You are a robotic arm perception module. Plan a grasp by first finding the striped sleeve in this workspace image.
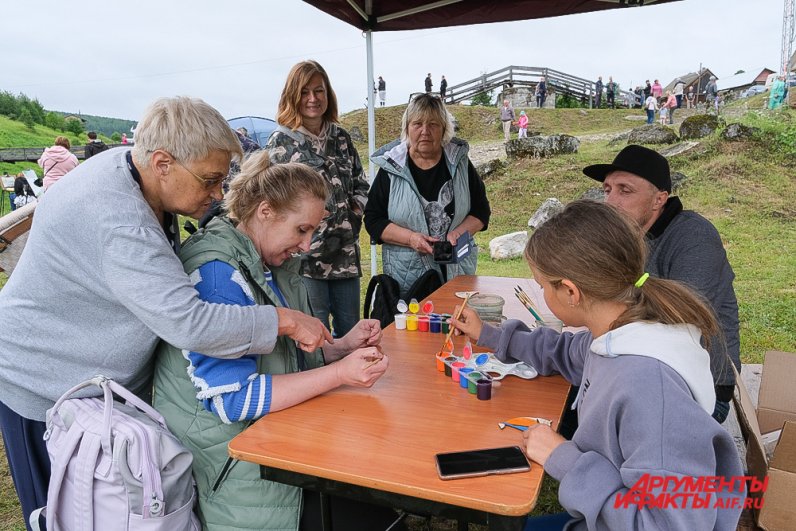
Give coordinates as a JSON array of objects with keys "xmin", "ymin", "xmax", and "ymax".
[{"xmin": 182, "ymin": 260, "xmax": 274, "ymax": 424}]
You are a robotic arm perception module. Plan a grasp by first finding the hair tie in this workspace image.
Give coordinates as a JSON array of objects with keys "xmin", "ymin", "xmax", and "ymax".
[{"xmin": 634, "ymin": 272, "xmax": 650, "ymax": 288}]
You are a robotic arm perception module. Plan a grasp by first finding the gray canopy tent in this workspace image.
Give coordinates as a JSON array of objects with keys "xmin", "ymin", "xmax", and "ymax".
[{"xmin": 300, "ymin": 0, "xmax": 681, "ymax": 274}]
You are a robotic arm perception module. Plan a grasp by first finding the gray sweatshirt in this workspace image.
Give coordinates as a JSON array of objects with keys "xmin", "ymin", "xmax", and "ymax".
[
  {"xmin": 0, "ymin": 148, "xmax": 280, "ymax": 421},
  {"xmin": 478, "ymin": 321, "xmax": 744, "ymax": 530}
]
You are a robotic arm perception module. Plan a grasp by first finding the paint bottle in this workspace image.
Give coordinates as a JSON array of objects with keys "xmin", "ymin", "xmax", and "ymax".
[
  {"xmin": 422, "ymin": 300, "xmax": 434, "ymax": 314},
  {"xmin": 406, "ymin": 314, "xmax": 418, "ymax": 331},
  {"xmin": 408, "ymin": 298, "xmax": 420, "ymax": 314},
  {"xmin": 417, "ymin": 315, "xmax": 430, "ymax": 332},
  {"xmin": 396, "ymin": 299, "xmax": 408, "ymax": 313},
  {"xmin": 394, "ymin": 313, "xmax": 407, "ymax": 330}
]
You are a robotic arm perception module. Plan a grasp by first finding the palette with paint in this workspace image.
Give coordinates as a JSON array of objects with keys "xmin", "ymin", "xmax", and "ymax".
[{"xmin": 435, "ymin": 350, "xmax": 538, "ymax": 381}]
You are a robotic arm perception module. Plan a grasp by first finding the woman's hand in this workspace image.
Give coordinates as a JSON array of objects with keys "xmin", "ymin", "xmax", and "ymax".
[
  {"xmin": 339, "ymin": 319, "xmax": 382, "ymax": 354},
  {"xmin": 521, "ymin": 424, "xmax": 566, "ymax": 466},
  {"xmin": 408, "ymin": 232, "xmax": 438, "ymax": 254},
  {"xmin": 450, "ymin": 306, "xmax": 483, "ymax": 342},
  {"xmin": 276, "ymin": 307, "xmax": 334, "ymax": 352},
  {"xmin": 334, "ymin": 346, "xmax": 389, "ymax": 387}
]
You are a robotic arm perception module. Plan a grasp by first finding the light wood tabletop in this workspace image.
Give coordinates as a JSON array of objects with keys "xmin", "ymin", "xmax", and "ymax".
[{"xmin": 228, "ymin": 275, "xmax": 571, "ymax": 521}]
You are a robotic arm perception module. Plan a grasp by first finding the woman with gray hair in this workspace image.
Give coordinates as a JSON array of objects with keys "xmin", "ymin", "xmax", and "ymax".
[
  {"xmin": 365, "ymin": 93, "xmax": 491, "ymax": 297},
  {"xmin": 0, "ymin": 96, "xmax": 331, "ymax": 527}
]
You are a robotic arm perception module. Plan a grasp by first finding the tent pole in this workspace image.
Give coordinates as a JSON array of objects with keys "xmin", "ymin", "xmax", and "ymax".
[{"xmin": 366, "ymin": 29, "xmax": 378, "ymax": 277}]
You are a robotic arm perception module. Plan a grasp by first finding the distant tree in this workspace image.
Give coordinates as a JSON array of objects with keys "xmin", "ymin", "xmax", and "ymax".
[
  {"xmin": 65, "ymin": 116, "xmax": 84, "ymax": 136},
  {"xmin": 0, "ymin": 91, "xmax": 20, "ymax": 118},
  {"xmin": 19, "ymin": 107, "xmax": 36, "ymax": 130},
  {"xmin": 111, "ymin": 132, "xmax": 122, "ymax": 142},
  {"xmin": 44, "ymin": 111, "xmax": 66, "ymax": 132},
  {"xmin": 471, "ymin": 90, "xmax": 493, "ymax": 106}
]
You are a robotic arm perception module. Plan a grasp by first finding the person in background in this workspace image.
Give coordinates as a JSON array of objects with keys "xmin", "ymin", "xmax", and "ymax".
[
  {"xmin": 643, "ymin": 79, "xmax": 652, "ymax": 100},
  {"xmin": 652, "ymin": 78, "xmax": 663, "ymax": 100},
  {"xmin": 153, "ymin": 154, "xmax": 397, "ymax": 531},
  {"xmin": 451, "ymin": 200, "xmax": 744, "ymax": 531},
  {"xmin": 517, "ymin": 110, "xmax": 528, "ymax": 138},
  {"xmin": 535, "ymin": 76, "xmax": 547, "ymax": 108},
  {"xmin": 594, "ymin": 76, "xmax": 603, "ymax": 108},
  {"xmin": 121, "ymin": 132, "xmax": 128, "ymax": 144},
  {"xmin": 84, "ymin": 131, "xmax": 109, "ymax": 159},
  {"xmin": 686, "ymin": 85, "xmax": 696, "ymax": 109},
  {"xmin": 499, "ymin": 99, "xmax": 515, "ymax": 142},
  {"xmin": 266, "ymin": 60, "xmax": 368, "ymax": 338},
  {"xmin": 584, "ymin": 145, "xmax": 741, "ymax": 422},
  {"xmin": 365, "ymin": 93, "xmax": 491, "ymax": 298},
  {"xmin": 378, "ymin": 75, "xmax": 386, "ymax": 106},
  {"xmin": 37, "ymin": 136, "xmax": 78, "ymax": 191},
  {"xmin": 663, "ymin": 89, "xmax": 678, "ymax": 124},
  {"xmin": 12, "ymin": 173, "xmax": 37, "ymax": 209},
  {"xmin": 658, "ymin": 102, "xmax": 669, "ymax": 125},
  {"xmin": 425, "ymin": 72, "xmax": 433, "ymax": 93},
  {"xmin": 705, "ymin": 75, "xmax": 719, "ymax": 114},
  {"xmin": 768, "ymin": 74, "xmax": 787, "ymax": 110},
  {"xmin": 605, "ymin": 76, "xmax": 616, "ymax": 108},
  {"xmin": 644, "ymin": 92, "xmax": 658, "ymax": 124},
  {"xmin": 0, "ymin": 96, "xmax": 331, "ymax": 528},
  {"xmin": 440, "ymin": 75, "xmax": 448, "ymax": 99},
  {"xmin": 673, "ymin": 78, "xmax": 686, "ymax": 108}
]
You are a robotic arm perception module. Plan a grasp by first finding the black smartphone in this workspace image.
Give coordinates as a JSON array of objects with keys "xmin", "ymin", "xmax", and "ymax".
[{"xmin": 435, "ymin": 446, "xmax": 530, "ymax": 480}]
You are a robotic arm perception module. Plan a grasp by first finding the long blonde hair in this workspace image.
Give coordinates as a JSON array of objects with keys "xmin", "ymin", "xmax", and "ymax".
[
  {"xmin": 276, "ymin": 60, "xmax": 339, "ymax": 130},
  {"xmin": 525, "ymin": 200, "xmax": 719, "ymax": 343},
  {"xmin": 224, "ymin": 151, "xmax": 328, "ymax": 224}
]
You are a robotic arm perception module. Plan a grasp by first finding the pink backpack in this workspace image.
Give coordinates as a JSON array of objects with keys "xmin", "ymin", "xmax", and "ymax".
[{"xmin": 31, "ymin": 376, "xmax": 200, "ymax": 530}]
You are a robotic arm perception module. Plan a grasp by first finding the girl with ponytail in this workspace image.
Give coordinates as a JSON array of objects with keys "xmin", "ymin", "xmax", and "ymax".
[{"xmin": 451, "ymin": 200, "xmax": 744, "ymax": 530}]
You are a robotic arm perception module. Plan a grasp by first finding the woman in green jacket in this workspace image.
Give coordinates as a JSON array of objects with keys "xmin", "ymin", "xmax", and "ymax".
[{"xmin": 153, "ymin": 153, "xmax": 396, "ymax": 530}]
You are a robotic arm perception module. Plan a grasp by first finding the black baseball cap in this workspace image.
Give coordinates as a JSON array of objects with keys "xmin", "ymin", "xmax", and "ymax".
[{"xmin": 582, "ymin": 145, "xmax": 671, "ymax": 193}]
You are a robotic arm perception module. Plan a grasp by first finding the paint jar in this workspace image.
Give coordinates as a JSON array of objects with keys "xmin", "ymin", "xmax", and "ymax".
[
  {"xmin": 408, "ymin": 298, "xmax": 420, "ymax": 314},
  {"xmin": 429, "ymin": 316, "xmax": 441, "ymax": 333},
  {"xmin": 422, "ymin": 300, "xmax": 434, "ymax": 314},
  {"xmin": 468, "ymin": 372, "xmax": 483, "ymax": 394},
  {"xmin": 443, "ymin": 356, "xmax": 456, "ymax": 377},
  {"xmin": 468, "ymin": 294, "xmax": 506, "ymax": 324},
  {"xmin": 396, "ymin": 299, "xmax": 408, "ymax": 313},
  {"xmin": 394, "ymin": 313, "xmax": 407, "ymax": 330},
  {"xmin": 459, "ymin": 368, "xmax": 474, "ymax": 389},
  {"xmin": 476, "ymin": 378, "xmax": 492, "ymax": 400},
  {"xmin": 417, "ymin": 315, "xmax": 430, "ymax": 332},
  {"xmin": 441, "ymin": 314, "xmax": 452, "ymax": 334},
  {"xmin": 451, "ymin": 361, "xmax": 465, "ymax": 383},
  {"xmin": 406, "ymin": 314, "xmax": 418, "ymax": 331},
  {"xmin": 436, "ymin": 353, "xmax": 446, "ymax": 372},
  {"xmin": 538, "ymin": 314, "xmax": 564, "ymax": 333}
]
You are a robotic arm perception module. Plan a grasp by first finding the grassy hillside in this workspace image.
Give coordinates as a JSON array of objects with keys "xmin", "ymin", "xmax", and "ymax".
[
  {"xmin": 341, "ymin": 104, "xmax": 796, "ymax": 364},
  {"xmin": 0, "ymin": 114, "xmax": 86, "ymax": 149}
]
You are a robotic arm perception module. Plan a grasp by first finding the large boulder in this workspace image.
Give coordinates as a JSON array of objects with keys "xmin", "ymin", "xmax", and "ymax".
[
  {"xmin": 722, "ymin": 123, "xmax": 759, "ymax": 141},
  {"xmin": 349, "ymin": 126, "xmax": 364, "ymax": 142},
  {"xmin": 580, "ymin": 188, "xmax": 605, "ymax": 201},
  {"xmin": 489, "ymin": 231, "xmax": 528, "ymax": 260},
  {"xmin": 627, "ymin": 124, "xmax": 678, "ymax": 145},
  {"xmin": 475, "ymin": 158, "xmax": 506, "ymax": 179},
  {"xmin": 506, "ymin": 134, "xmax": 580, "ymax": 159},
  {"xmin": 527, "ymin": 198, "xmax": 565, "ymax": 228},
  {"xmin": 659, "ymin": 141, "xmax": 700, "ymax": 158},
  {"xmin": 679, "ymin": 115, "xmax": 722, "ymax": 140}
]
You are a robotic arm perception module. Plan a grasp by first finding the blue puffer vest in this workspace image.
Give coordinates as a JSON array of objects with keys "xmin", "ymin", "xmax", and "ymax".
[{"xmin": 370, "ymin": 138, "xmax": 478, "ymax": 297}]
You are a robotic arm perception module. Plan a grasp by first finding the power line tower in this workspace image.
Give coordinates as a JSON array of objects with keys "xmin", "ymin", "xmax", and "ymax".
[{"xmin": 783, "ymin": 0, "xmax": 795, "ymax": 74}]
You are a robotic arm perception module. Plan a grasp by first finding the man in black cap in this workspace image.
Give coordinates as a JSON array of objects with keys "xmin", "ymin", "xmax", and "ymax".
[{"xmin": 583, "ymin": 145, "xmax": 741, "ymax": 423}]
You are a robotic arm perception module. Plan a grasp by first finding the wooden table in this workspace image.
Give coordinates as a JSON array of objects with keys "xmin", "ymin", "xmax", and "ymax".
[{"xmin": 228, "ymin": 275, "xmax": 571, "ymax": 530}]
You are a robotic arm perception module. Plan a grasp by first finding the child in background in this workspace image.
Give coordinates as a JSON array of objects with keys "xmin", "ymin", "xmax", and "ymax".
[
  {"xmin": 658, "ymin": 105, "xmax": 668, "ymax": 125},
  {"xmin": 517, "ymin": 111, "xmax": 528, "ymax": 138},
  {"xmin": 451, "ymin": 200, "xmax": 745, "ymax": 531}
]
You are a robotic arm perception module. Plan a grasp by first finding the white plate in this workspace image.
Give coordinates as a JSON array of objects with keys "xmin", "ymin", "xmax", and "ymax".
[{"xmin": 455, "ymin": 291, "xmax": 479, "ymax": 299}]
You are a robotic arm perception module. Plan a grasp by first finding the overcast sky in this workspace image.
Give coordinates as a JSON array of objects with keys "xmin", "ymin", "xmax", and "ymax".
[{"xmin": 2, "ymin": 0, "xmax": 787, "ymax": 122}]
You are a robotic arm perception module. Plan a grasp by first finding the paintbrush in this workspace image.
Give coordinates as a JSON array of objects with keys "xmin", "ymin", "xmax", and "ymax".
[
  {"xmin": 498, "ymin": 418, "xmax": 553, "ymax": 431},
  {"xmin": 440, "ymin": 292, "xmax": 473, "ymax": 355},
  {"xmin": 513, "ymin": 287, "xmax": 544, "ymax": 324}
]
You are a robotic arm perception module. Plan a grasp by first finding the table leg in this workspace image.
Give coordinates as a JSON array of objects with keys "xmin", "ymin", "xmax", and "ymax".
[{"xmin": 319, "ymin": 491, "xmax": 333, "ymax": 531}]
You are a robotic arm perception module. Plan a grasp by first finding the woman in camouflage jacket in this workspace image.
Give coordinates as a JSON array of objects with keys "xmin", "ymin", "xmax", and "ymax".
[{"xmin": 267, "ymin": 60, "xmax": 369, "ymax": 337}]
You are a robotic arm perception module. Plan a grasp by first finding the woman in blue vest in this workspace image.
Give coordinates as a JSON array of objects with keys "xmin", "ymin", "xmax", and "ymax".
[
  {"xmin": 153, "ymin": 153, "xmax": 401, "ymax": 530},
  {"xmin": 365, "ymin": 93, "xmax": 491, "ymax": 297}
]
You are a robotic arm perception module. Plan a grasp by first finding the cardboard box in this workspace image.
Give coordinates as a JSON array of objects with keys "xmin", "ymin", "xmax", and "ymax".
[{"xmin": 734, "ymin": 350, "xmax": 796, "ymax": 530}]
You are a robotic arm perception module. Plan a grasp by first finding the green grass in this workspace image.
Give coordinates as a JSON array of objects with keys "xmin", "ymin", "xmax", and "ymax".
[
  {"xmin": 1, "ymin": 104, "xmax": 795, "ymax": 528},
  {"xmin": 0, "ymin": 115, "xmax": 86, "ymax": 149}
]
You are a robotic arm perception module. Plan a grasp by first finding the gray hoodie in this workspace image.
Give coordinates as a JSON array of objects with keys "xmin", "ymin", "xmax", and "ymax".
[{"xmin": 478, "ymin": 320, "xmax": 744, "ymax": 530}]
